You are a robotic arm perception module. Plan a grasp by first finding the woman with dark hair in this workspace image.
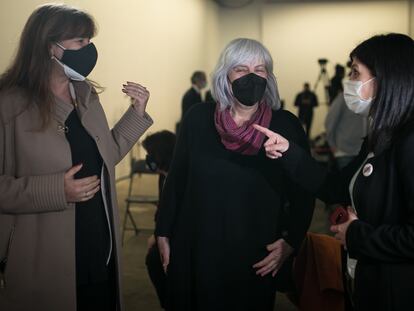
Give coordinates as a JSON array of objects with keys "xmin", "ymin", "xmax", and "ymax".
[
  {"xmin": 0, "ymin": 4, "xmax": 152, "ymax": 311},
  {"xmin": 143, "ymin": 130, "xmax": 176, "ymax": 176},
  {"xmin": 156, "ymin": 38, "xmax": 314, "ymax": 311},
  {"xmin": 141, "ymin": 130, "xmax": 176, "ymax": 310},
  {"xmin": 255, "ymin": 33, "xmax": 414, "ymax": 310}
]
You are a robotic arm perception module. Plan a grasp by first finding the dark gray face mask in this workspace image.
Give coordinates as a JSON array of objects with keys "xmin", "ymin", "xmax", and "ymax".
[
  {"xmin": 55, "ymin": 42, "xmax": 98, "ymax": 81},
  {"xmin": 231, "ymin": 73, "xmax": 267, "ymax": 106}
]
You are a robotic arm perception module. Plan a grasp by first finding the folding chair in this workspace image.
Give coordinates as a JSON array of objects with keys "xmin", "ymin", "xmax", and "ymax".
[{"xmin": 122, "ymin": 157, "xmax": 158, "ymax": 245}]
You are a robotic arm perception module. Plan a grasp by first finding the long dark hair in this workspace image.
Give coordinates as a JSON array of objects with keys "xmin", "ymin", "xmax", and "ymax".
[
  {"xmin": 0, "ymin": 4, "xmax": 97, "ymax": 128},
  {"xmin": 142, "ymin": 131, "xmax": 177, "ymax": 172},
  {"xmin": 350, "ymin": 33, "xmax": 414, "ymax": 152}
]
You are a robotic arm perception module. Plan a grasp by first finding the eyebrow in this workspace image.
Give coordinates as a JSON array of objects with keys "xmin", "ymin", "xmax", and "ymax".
[{"xmin": 234, "ymin": 64, "xmax": 265, "ymax": 69}]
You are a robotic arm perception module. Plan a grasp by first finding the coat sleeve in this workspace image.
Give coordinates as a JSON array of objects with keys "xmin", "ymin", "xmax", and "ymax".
[
  {"xmin": 0, "ymin": 113, "xmax": 69, "ymax": 215},
  {"xmin": 294, "ymin": 94, "xmax": 300, "ymax": 107},
  {"xmin": 278, "ymin": 112, "xmax": 314, "ymax": 250},
  {"xmin": 346, "ymin": 131, "xmax": 414, "ymax": 263},
  {"xmin": 279, "ymin": 136, "xmax": 367, "ymax": 205},
  {"xmin": 155, "ymin": 110, "xmax": 190, "ymax": 237},
  {"xmin": 110, "ymin": 105, "xmax": 153, "ymax": 165}
]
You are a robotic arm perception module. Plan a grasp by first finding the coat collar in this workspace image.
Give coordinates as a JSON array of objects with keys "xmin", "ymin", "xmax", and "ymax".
[{"xmin": 53, "ymin": 81, "xmax": 94, "ymax": 124}]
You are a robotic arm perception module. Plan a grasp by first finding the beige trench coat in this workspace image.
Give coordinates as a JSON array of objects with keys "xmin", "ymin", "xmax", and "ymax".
[{"xmin": 0, "ymin": 81, "xmax": 153, "ymax": 311}]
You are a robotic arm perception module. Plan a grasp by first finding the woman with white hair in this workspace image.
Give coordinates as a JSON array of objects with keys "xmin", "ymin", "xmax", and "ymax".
[{"xmin": 156, "ymin": 38, "xmax": 313, "ymax": 310}]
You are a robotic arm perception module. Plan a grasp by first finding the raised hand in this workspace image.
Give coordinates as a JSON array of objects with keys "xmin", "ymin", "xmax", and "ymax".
[
  {"xmin": 122, "ymin": 81, "xmax": 150, "ymax": 117},
  {"xmin": 64, "ymin": 164, "xmax": 100, "ymax": 203}
]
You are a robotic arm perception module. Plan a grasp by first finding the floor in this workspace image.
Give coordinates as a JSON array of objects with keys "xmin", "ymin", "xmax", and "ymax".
[{"xmin": 117, "ymin": 175, "xmax": 332, "ymax": 311}]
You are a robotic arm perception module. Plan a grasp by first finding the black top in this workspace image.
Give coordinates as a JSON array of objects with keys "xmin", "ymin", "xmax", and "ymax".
[
  {"xmin": 294, "ymin": 90, "xmax": 318, "ymax": 116},
  {"xmin": 155, "ymin": 102, "xmax": 313, "ymax": 311},
  {"xmin": 65, "ymin": 109, "xmax": 110, "ymax": 285},
  {"xmin": 279, "ymin": 121, "xmax": 414, "ymax": 311}
]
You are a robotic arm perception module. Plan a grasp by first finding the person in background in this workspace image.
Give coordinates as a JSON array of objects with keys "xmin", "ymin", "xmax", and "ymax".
[
  {"xmin": 325, "ymin": 91, "xmax": 367, "ymax": 169},
  {"xmin": 142, "ymin": 130, "xmax": 176, "ymax": 310},
  {"xmin": 175, "ymin": 71, "xmax": 207, "ymax": 133},
  {"xmin": 328, "ymin": 64, "xmax": 345, "ymax": 105},
  {"xmin": 204, "ymin": 89, "xmax": 214, "ymax": 103},
  {"xmin": 0, "ymin": 4, "xmax": 152, "ymax": 311},
  {"xmin": 181, "ymin": 71, "xmax": 207, "ymax": 119},
  {"xmin": 294, "ymin": 82, "xmax": 318, "ymax": 138},
  {"xmin": 156, "ymin": 38, "xmax": 313, "ymax": 311},
  {"xmin": 254, "ymin": 33, "xmax": 414, "ymax": 311}
]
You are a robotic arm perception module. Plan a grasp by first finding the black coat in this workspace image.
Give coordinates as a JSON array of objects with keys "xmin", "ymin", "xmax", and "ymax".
[
  {"xmin": 280, "ymin": 121, "xmax": 414, "ymax": 311},
  {"xmin": 294, "ymin": 90, "xmax": 318, "ymax": 121},
  {"xmin": 181, "ymin": 87, "xmax": 202, "ymax": 119},
  {"xmin": 156, "ymin": 103, "xmax": 314, "ymax": 311}
]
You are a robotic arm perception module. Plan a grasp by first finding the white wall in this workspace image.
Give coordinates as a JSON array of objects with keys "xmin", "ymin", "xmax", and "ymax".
[
  {"xmin": 209, "ymin": 0, "xmax": 409, "ymax": 138},
  {"xmin": 216, "ymin": 1, "xmax": 262, "ymax": 49},
  {"xmin": 262, "ymin": 0, "xmax": 409, "ymax": 137},
  {"xmin": 410, "ymin": 0, "xmax": 414, "ymax": 35},
  {"xmin": 0, "ymin": 0, "xmax": 412, "ymax": 177},
  {"xmin": 0, "ymin": 0, "xmax": 220, "ymax": 177}
]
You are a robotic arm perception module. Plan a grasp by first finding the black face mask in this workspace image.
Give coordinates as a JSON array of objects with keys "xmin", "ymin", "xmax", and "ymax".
[
  {"xmin": 231, "ymin": 73, "xmax": 267, "ymax": 106},
  {"xmin": 145, "ymin": 154, "xmax": 158, "ymax": 172},
  {"xmin": 57, "ymin": 42, "xmax": 98, "ymax": 79}
]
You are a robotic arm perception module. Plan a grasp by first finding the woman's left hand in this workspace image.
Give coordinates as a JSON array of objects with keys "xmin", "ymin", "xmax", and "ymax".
[
  {"xmin": 330, "ymin": 206, "xmax": 358, "ymax": 249},
  {"xmin": 253, "ymin": 238, "xmax": 293, "ymax": 277},
  {"xmin": 122, "ymin": 81, "xmax": 150, "ymax": 117}
]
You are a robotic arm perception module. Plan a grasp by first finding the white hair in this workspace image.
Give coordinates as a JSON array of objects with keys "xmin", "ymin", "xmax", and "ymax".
[{"xmin": 211, "ymin": 38, "xmax": 281, "ymax": 110}]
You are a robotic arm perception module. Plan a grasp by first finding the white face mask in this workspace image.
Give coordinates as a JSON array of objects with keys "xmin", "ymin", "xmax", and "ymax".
[{"xmin": 343, "ymin": 78, "xmax": 375, "ymax": 116}]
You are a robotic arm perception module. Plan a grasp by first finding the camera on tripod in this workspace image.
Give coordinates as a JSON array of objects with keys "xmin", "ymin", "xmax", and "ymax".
[
  {"xmin": 318, "ymin": 58, "xmax": 328, "ymax": 66},
  {"xmin": 314, "ymin": 58, "xmax": 330, "ymax": 104},
  {"xmin": 318, "ymin": 58, "xmax": 328, "ymax": 73}
]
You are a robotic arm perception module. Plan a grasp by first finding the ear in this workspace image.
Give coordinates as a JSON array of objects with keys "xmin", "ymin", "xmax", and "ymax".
[
  {"xmin": 49, "ymin": 43, "xmax": 56, "ymax": 59},
  {"xmin": 49, "ymin": 42, "xmax": 62, "ymax": 60}
]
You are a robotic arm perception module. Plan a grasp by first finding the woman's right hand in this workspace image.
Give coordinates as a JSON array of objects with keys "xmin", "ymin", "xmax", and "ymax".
[
  {"xmin": 64, "ymin": 164, "xmax": 101, "ymax": 203},
  {"xmin": 157, "ymin": 236, "xmax": 170, "ymax": 274},
  {"xmin": 253, "ymin": 124, "xmax": 290, "ymax": 159}
]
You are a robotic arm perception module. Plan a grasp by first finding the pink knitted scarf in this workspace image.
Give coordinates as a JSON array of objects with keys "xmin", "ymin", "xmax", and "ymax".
[{"xmin": 214, "ymin": 102, "xmax": 272, "ymax": 155}]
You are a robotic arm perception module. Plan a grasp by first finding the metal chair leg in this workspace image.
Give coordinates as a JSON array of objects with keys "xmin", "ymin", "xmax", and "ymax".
[
  {"xmin": 122, "ymin": 202, "xmax": 141, "ymax": 245},
  {"xmin": 127, "ymin": 207, "xmax": 140, "ymax": 235},
  {"xmin": 122, "ymin": 202, "xmax": 129, "ymax": 245}
]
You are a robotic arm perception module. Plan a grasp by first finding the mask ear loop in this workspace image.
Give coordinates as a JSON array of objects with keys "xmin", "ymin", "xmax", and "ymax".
[
  {"xmin": 357, "ymin": 77, "xmax": 375, "ymax": 101},
  {"xmin": 54, "ymin": 42, "xmax": 79, "ymax": 107},
  {"xmin": 69, "ymin": 82, "xmax": 79, "ymax": 108},
  {"xmin": 55, "ymin": 42, "xmax": 66, "ymax": 50},
  {"xmin": 50, "ymin": 42, "xmax": 64, "ymax": 60}
]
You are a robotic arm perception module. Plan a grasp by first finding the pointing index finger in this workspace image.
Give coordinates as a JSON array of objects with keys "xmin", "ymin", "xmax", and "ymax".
[{"xmin": 252, "ymin": 124, "xmax": 276, "ymax": 138}]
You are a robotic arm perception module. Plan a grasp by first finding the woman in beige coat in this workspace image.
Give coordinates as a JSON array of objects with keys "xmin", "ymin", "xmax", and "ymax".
[{"xmin": 0, "ymin": 4, "xmax": 152, "ymax": 311}]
